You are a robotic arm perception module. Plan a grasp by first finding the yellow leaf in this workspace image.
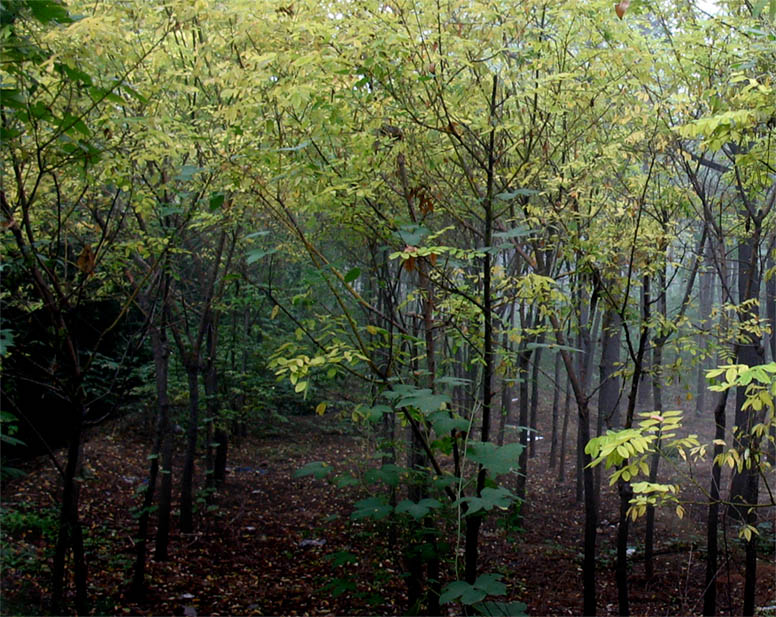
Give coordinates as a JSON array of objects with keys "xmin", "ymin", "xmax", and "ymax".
[
  {"xmin": 676, "ymin": 505, "xmax": 685, "ymax": 519},
  {"xmin": 294, "ymin": 381, "xmax": 307, "ymax": 393},
  {"xmin": 271, "ymin": 305, "xmax": 280, "ymax": 320},
  {"xmin": 366, "ymin": 325, "xmax": 378, "ymax": 335},
  {"xmin": 315, "ymin": 402, "xmax": 327, "ymax": 416}
]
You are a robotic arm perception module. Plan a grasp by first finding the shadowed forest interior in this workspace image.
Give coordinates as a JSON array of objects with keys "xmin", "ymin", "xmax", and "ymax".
[{"xmin": 1, "ymin": 0, "xmax": 775, "ymax": 615}]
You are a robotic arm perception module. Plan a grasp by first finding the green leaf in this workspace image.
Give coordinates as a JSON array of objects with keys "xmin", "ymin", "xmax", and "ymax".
[
  {"xmin": 29, "ymin": 0, "xmax": 72, "ymax": 24},
  {"xmin": 0, "ymin": 329, "xmax": 15, "ymax": 357},
  {"xmin": 472, "ymin": 573, "xmax": 507, "ymax": 597},
  {"xmin": 440, "ymin": 574, "xmax": 507, "ymax": 606},
  {"xmin": 395, "ymin": 388, "xmax": 450, "ymax": 413},
  {"xmin": 176, "ymin": 165, "xmax": 203, "ymax": 181},
  {"xmin": 467, "ymin": 442, "xmax": 524, "ymax": 476},
  {"xmin": 460, "ymin": 487, "xmax": 516, "ymax": 515},
  {"xmin": 474, "ymin": 601, "xmax": 528, "ymax": 616},
  {"xmin": 209, "ymin": 192, "xmax": 225, "ymax": 211},
  {"xmin": 333, "ymin": 474, "xmax": 359, "ymax": 488},
  {"xmin": 0, "ymin": 89, "xmax": 26, "ymax": 110},
  {"xmin": 275, "ymin": 140, "xmax": 310, "ymax": 152},
  {"xmin": 440, "ymin": 581, "xmax": 474, "ymax": 605},
  {"xmin": 294, "ymin": 461, "xmax": 332, "ymax": 480},
  {"xmin": 396, "ymin": 224, "xmax": 430, "ymax": 246},
  {"xmin": 495, "ymin": 188, "xmax": 539, "ymax": 200},
  {"xmin": 395, "ymin": 498, "xmax": 442, "ymax": 520},
  {"xmin": 351, "ymin": 496, "xmax": 393, "ymax": 521},
  {"xmin": 364, "ymin": 404, "xmax": 391, "ymax": 422},
  {"xmin": 246, "ymin": 247, "xmax": 278, "ymax": 264},
  {"xmin": 436, "ymin": 376, "xmax": 471, "ymax": 387},
  {"xmin": 344, "ymin": 267, "xmax": 360, "ymax": 283},
  {"xmin": 364, "ymin": 464, "xmax": 402, "ymax": 487},
  {"xmin": 430, "ymin": 411, "xmax": 469, "ymax": 434},
  {"xmin": 493, "ymin": 226, "xmax": 532, "ymax": 240}
]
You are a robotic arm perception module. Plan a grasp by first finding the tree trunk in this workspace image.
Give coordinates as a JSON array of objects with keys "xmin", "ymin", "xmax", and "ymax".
[
  {"xmin": 529, "ymin": 333, "xmax": 544, "ymax": 458},
  {"xmin": 51, "ymin": 408, "xmax": 87, "ymax": 615},
  {"xmin": 703, "ymin": 391, "xmax": 729, "ymax": 616},
  {"xmin": 204, "ymin": 318, "xmax": 221, "ymax": 489},
  {"xmin": 130, "ymin": 319, "xmax": 170, "ymax": 598},
  {"xmin": 558, "ymin": 373, "xmax": 571, "ymax": 483},
  {"xmin": 728, "ymin": 214, "xmax": 763, "ymax": 616},
  {"xmin": 616, "ymin": 274, "xmax": 651, "ymax": 617},
  {"xmin": 465, "ymin": 76, "xmax": 497, "ymax": 588},
  {"xmin": 155, "ymin": 432, "xmax": 173, "ymax": 560},
  {"xmin": 579, "ymin": 399, "xmax": 597, "ymax": 617},
  {"xmin": 549, "ymin": 351, "xmax": 561, "ymax": 468},
  {"xmin": 645, "ymin": 262, "xmax": 667, "ymax": 580},
  {"xmin": 515, "ymin": 348, "xmax": 532, "ymax": 511},
  {"xmin": 180, "ymin": 361, "xmax": 201, "ymax": 534},
  {"xmin": 596, "ymin": 308, "xmax": 621, "ymax": 506},
  {"xmin": 696, "ymin": 239, "xmax": 714, "ymax": 416}
]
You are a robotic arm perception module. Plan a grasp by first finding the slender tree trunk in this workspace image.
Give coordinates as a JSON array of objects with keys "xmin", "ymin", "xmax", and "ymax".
[
  {"xmin": 696, "ymin": 240, "xmax": 714, "ymax": 416},
  {"xmin": 766, "ymin": 244, "xmax": 776, "ymax": 464},
  {"xmin": 529, "ymin": 333, "xmax": 544, "ymax": 458},
  {"xmin": 155, "ymin": 430, "xmax": 173, "ymax": 560},
  {"xmin": 497, "ymin": 372, "xmax": 511, "ymax": 447},
  {"xmin": 729, "ymin": 213, "xmax": 763, "ymax": 616},
  {"xmin": 703, "ymin": 391, "xmax": 729, "ymax": 616},
  {"xmin": 130, "ymin": 318, "xmax": 170, "ymax": 598},
  {"xmin": 204, "ymin": 318, "xmax": 224, "ymax": 487},
  {"xmin": 498, "ymin": 304, "xmax": 517, "ymax": 447},
  {"xmin": 51, "ymin": 408, "xmax": 87, "ymax": 615},
  {"xmin": 645, "ymin": 262, "xmax": 667, "ymax": 580},
  {"xmin": 465, "ymin": 76, "xmax": 497, "ymax": 588},
  {"xmin": 547, "ymin": 315, "xmax": 597, "ymax": 616},
  {"xmin": 558, "ymin": 374, "xmax": 571, "ymax": 483},
  {"xmin": 515, "ymin": 348, "xmax": 532, "ymax": 511},
  {"xmin": 596, "ymin": 308, "xmax": 621, "ymax": 506},
  {"xmin": 549, "ymin": 351, "xmax": 561, "ymax": 468},
  {"xmin": 766, "ymin": 246, "xmax": 775, "ymax": 362},
  {"xmin": 616, "ymin": 274, "xmax": 651, "ymax": 617},
  {"xmin": 180, "ymin": 361, "xmax": 201, "ymax": 534}
]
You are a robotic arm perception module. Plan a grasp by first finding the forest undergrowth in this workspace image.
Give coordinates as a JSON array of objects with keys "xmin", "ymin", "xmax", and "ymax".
[{"xmin": 1, "ymin": 408, "xmax": 774, "ymax": 617}]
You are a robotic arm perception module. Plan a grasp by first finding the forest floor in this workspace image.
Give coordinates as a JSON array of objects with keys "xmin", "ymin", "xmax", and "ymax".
[{"xmin": 1, "ymin": 409, "xmax": 775, "ymax": 617}]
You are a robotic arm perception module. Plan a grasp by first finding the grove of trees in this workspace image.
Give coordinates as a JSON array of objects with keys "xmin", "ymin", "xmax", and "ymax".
[{"xmin": 1, "ymin": 0, "xmax": 774, "ymax": 615}]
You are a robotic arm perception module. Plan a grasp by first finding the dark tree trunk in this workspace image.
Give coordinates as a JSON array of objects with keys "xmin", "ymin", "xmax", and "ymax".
[
  {"xmin": 596, "ymin": 308, "xmax": 621, "ymax": 506},
  {"xmin": 515, "ymin": 348, "xmax": 532, "ymax": 511},
  {"xmin": 558, "ymin": 373, "xmax": 571, "ymax": 483},
  {"xmin": 155, "ymin": 432, "xmax": 173, "ymax": 560},
  {"xmin": 130, "ymin": 318, "xmax": 171, "ymax": 598},
  {"xmin": 728, "ymin": 214, "xmax": 763, "ymax": 616},
  {"xmin": 529, "ymin": 333, "xmax": 544, "ymax": 458},
  {"xmin": 615, "ymin": 274, "xmax": 651, "ymax": 617},
  {"xmin": 598, "ymin": 309, "xmax": 621, "ymax": 429},
  {"xmin": 547, "ymin": 316, "xmax": 598, "ymax": 616},
  {"xmin": 645, "ymin": 262, "xmax": 667, "ymax": 580},
  {"xmin": 616, "ymin": 480, "xmax": 633, "ymax": 616},
  {"xmin": 497, "ymin": 305, "xmax": 517, "ymax": 447},
  {"xmin": 51, "ymin": 409, "xmax": 87, "ymax": 615},
  {"xmin": 204, "ymin": 318, "xmax": 221, "ymax": 489},
  {"xmin": 180, "ymin": 362, "xmax": 200, "ymax": 534},
  {"xmin": 696, "ymin": 239, "xmax": 714, "ymax": 416},
  {"xmin": 549, "ymin": 351, "xmax": 561, "ymax": 468},
  {"xmin": 703, "ymin": 391, "xmax": 729, "ymax": 616},
  {"xmin": 497, "ymin": 372, "xmax": 511, "ymax": 447},
  {"xmin": 465, "ymin": 76, "xmax": 497, "ymax": 588},
  {"xmin": 767, "ymin": 246, "xmax": 776, "ymax": 362}
]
